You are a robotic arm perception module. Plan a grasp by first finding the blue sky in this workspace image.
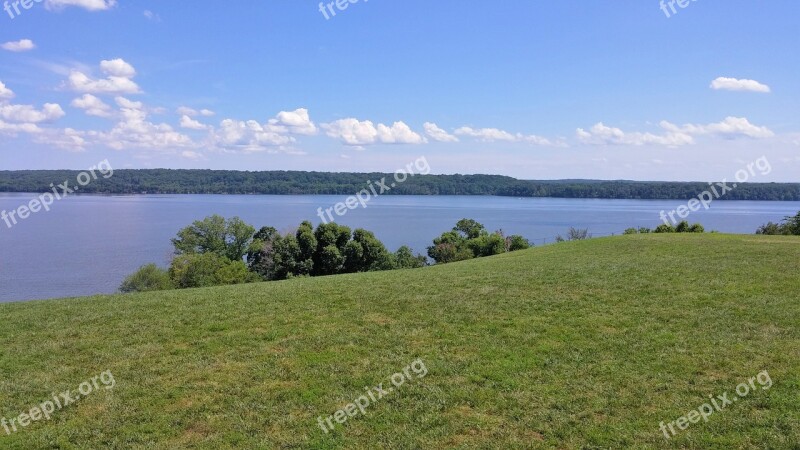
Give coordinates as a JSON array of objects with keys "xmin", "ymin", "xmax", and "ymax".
[{"xmin": 0, "ymin": 0, "xmax": 798, "ymax": 181}]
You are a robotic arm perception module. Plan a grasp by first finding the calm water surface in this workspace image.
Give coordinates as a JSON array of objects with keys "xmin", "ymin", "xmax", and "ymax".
[{"xmin": 1, "ymin": 194, "xmax": 798, "ymax": 302}]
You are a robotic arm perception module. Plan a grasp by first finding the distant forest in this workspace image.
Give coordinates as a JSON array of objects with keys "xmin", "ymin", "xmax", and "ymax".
[{"xmin": 1, "ymin": 169, "xmax": 799, "ymax": 201}]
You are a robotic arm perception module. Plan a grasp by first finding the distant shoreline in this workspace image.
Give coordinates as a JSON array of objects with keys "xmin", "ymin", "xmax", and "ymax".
[{"xmin": 1, "ymin": 169, "xmax": 799, "ymax": 201}]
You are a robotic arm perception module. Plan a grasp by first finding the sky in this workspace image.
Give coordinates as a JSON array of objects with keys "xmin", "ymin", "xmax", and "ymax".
[{"xmin": 0, "ymin": 0, "xmax": 798, "ymax": 181}]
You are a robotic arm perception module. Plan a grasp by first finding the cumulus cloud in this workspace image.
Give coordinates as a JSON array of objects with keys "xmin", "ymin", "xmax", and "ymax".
[
  {"xmin": 323, "ymin": 118, "xmax": 425, "ymax": 145},
  {"xmin": 423, "ymin": 122, "xmax": 459, "ymax": 142},
  {"xmin": 213, "ymin": 119, "xmax": 293, "ymax": 151},
  {"xmin": 267, "ymin": 108, "xmax": 317, "ymax": 135},
  {"xmin": 711, "ymin": 77, "xmax": 771, "ymax": 93},
  {"xmin": 576, "ymin": 122, "xmax": 694, "ymax": 146},
  {"xmin": 71, "ymin": 94, "xmax": 112, "ymax": 117},
  {"xmin": 1, "ymin": 39, "xmax": 36, "ymax": 52},
  {"xmin": 578, "ymin": 117, "xmax": 774, "ymax": 146},
  {"xmin": 100, "ymin": 58, "xmax": 136, "ymax": 78},
  {"xmin": 0, "ymin": 103, "xmax": 65, "ymax": 123},
  {"xmin": 0, "ymin": 120, "xmax": 41, "ymax": 135},
  {"xmin": 45, "ymin": 0, "xmax": 117, "ymax": 11},
  {"xmin": 0, "ymin": 81, "xmax": 14, "ymax": 100},
  {"xmin": 661, "ymin": 116, "xmax": 774, "ymax": 139},
  {"xmin": 67, "ymin": 59, "xmax": 141, "ymax": 95},
  {"xmin": 93, "ymin": 97, "xmax": 192, "ymax": 150},
  {"xmin": 180, "ymin": 115, "xmax": 209, "ymax": 130},
  {"xmin": 177, "ymin": 106, "xmax": 215, "ymax": 117},
  {"xmin": 33, "ymin": 128, "xmax": 87, "ymax": 151},
  {"xmin": 454, "ymin": 126, "xmax": 554, "ymax": 146}
]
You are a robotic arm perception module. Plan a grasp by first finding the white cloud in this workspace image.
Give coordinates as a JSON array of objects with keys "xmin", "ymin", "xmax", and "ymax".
[
  {"xmin": 0, "ymin": 103, "xmax": 65, "ymax": 123},
  {"xmin": 1, "ymin": 39, "xmax": 36, "ymax": 52},
  {"xmin": 45, "ymin": 0, "xmax": 116, "ymax": 11},
  {"xmin": 177, "ymin": 106, "xmax": 215, "ymax": 117},
  {"xmin": 143, "ymin": 10, "xmax": 161, "ymax": 21},
  {"xmin": 423, "ymin": 122, "xmax": 459, "ymax": 142},
  {"xmin": 576, "ymin": 122, "xmax": 693, "ymax": 146},
  {"xmin": 454, "ymin": 126, "xmax": 553, "ymax": 146},
  {"xmin": 0, "ymin": 81, "xmax": 14, "ymax": 100},
  {"xmin": 181, "ymin": 150, "xmax": 204, "ymax": 160},
  {"xmin": 711, "ymin": 77, "xmax": 771, "ymax": 93},
  {"xmin": 67, "ymin": 59, "xmax": 140, "ymax": 95},
  {"xmin": 95, "ymin": 97, "xmax": 192, "ymax": 150},
  {"xmin": 660, "ymin": 116, "xmax": 774, "ymax": 139},
  {"xmin": 180, "ymin": 115, "xmax": 209, "ymax": 130},
  {"xmin": 100, "ymin": 58, "xmax": 136, "ymax": 78},
  {"xmin": 267, "ymin": 108, "xmax": 317, "ymax": 135},
  {"xmin": 71, "ymin": 94, "xmax": 112, "ymax": 117},
  {"xmin": 33, "ymin": 128, "xmax": 87, "ymax": 151},
  {"xmin": 578, "ymin": 117, "xmax": 774, "ymax": 146},
  {"xmin": 115, "ymin": 96, "xmax": 143, "ymax": 110},
  {"xmin": 323, "ymin": 118, "xmax": 425, "ymax": 145},
  {"xmin": 0, "ymin": 120, "xmax": 41, "ymax": 135},
  {"xmin": 213, "ymin": 119, "xmax": 294, "ymax": 151}
]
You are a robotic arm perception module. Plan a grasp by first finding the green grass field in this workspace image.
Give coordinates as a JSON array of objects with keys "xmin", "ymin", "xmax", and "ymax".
[{"xmin": 1, "ymin": 234, "xmax": 799, "ymax": 449}]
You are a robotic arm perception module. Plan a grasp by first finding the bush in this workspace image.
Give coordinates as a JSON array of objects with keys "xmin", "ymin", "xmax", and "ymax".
[
  {"xmin": 654, "ymin": 224, "xmax": 675, "ymax": 233},
  {"xmin": 623, "ymin": 228, "xmax": 638, "ymax": 235},
  {"xmin": 119, "ymin": 264, "xmax": 174, "ymax": 293},
  {"xmin": 505, "ymin": 235, "xmax": 530, "ymax": 251},
  {"xmin": 756, "ymin": 211, "xmax": 800, "ymax": 235},
  {"xmin": 567, "ymin": 227, "xmax": 590, "ymax": 240},
  {"xmin": 169, "ymin": 253, "xmax": 260, "ymax": 289}
]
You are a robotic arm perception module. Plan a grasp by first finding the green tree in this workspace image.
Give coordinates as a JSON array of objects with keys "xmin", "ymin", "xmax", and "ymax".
[
  {"xmin": 346, "ymin": 229, "xmax": 393, "ymax": 272},
  {"xmin": 454, "ymin": 219, "xmax": 488, "ymax": 239},
  {"xmin": 172, "ymin": 215, "xmax": 256, "ymax": 261},
  {"xmin": 394, "ymin": 246, "xmax": 428, "ymax": 269}
]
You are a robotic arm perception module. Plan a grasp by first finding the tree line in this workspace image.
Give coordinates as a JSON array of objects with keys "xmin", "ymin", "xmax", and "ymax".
[
  {"xmin": 2, "ymin": 169, "xmax": 799, "ymax": 200},
  {"xmin": 120, "ymin": 216, "xmax": 530, "ymax": 293}
]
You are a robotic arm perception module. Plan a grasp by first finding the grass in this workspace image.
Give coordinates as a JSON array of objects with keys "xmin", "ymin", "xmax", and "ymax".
[{"xmin": 1, "ymin": 234, "xmax": 799, "ymax": 449}]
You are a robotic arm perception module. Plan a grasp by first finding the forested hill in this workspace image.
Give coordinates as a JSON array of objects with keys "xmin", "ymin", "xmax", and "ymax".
[{"xmin": 1, "ymin": 169, "xmax": 799, "ymax": 200}]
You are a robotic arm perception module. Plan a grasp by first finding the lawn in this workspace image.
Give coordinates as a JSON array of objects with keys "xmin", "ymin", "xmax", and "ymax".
[{"xmin": 1, "ymin": 234, "xmax": 799, "ymax": 449}]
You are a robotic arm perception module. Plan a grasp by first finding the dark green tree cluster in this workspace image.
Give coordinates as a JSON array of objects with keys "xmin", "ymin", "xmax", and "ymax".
[
  {"xmin": 246, "ymin": 221, "xmax": 426, "ymax": 281},
  {"xmin": 756, "ymin": 211, "xmax": 800, "ymax": 235},
  {"xmin": 623, "ymin": 221, "xmax": 705, "ymax": 234},
  {"xmin": 120, "ymin": 215, "xmax": 428, "ymax": 293},
  {"xmin": 427, "ymin": 219, "xmax": 530, "ymax": 264},
  {"xmin": 3, "ymin": 169, "xmax": 799, "ymax": 200}
]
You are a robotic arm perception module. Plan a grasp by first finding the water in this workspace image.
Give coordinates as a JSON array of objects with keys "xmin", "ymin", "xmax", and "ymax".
[{"xmin": 1, "ymin": 194, "xmax": 798, "ymax": 303}]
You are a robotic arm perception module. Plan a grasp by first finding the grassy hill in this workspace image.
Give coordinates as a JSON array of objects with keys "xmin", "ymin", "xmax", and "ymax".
[{"xmin": 1, "ymin": 234, "xmax": 799, "ymax": 449}]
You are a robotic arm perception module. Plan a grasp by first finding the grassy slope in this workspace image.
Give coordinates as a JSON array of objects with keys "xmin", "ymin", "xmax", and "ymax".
[{"xmin": 1, "ymin": 234, "xmax": 799, "ymax": 449}]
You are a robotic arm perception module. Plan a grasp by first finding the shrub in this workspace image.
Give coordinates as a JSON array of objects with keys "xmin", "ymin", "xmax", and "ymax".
[
  {"xmin": 567, "ymin": 227, "xmax": 590, "ymax": 241},
  {"xmin": 169, "ymin": 253, "xmax": 259, "ymax": 289},
  {"xmin": 119, "ymin": 264, "xmax": 174, "ymax": 293},
  {"xmin": 505, "ymin": 235, "xmax": 530, "ymax": 251},
  {"xmin": 623, "ymin": 228, "xmax": 638, "ymax": 235},
  {"xmin": 654, "ymin": 224, "xmax": 675, "ymax": 233}
]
